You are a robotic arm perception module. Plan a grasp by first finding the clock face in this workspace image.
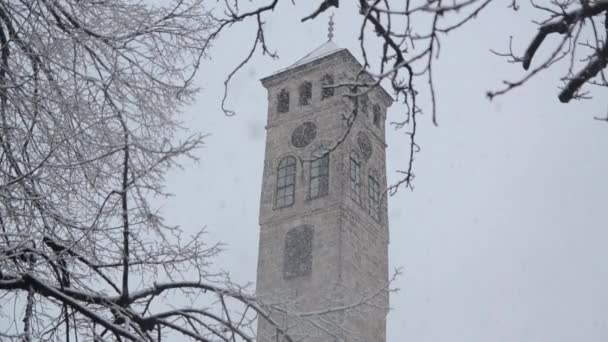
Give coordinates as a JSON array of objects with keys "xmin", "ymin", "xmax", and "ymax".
[
  {"xmin": 291, "ymin": 122, "xmax": 317, "ymax": 148},
  {"xmin": 357, "ymin": 131, "xmax": 372, "ymax": 161}
]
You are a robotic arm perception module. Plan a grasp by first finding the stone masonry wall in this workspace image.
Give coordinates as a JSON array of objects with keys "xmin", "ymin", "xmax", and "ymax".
[{"xmin": 256, "ymin": 49, "xmax": 391, "ymax": 342}]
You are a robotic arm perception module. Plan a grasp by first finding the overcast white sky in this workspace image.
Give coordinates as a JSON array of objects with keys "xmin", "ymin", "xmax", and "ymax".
[{"xmin": 162, "ymin": 2, "xmax": 608, "ymax": 341}]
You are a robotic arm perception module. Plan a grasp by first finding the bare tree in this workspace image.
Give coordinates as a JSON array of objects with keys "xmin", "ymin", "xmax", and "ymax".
[
  {"xmin": 0, "ymin": 0, "xmax": 271, "ymax": 340},
  {"xmin": 214, "ymin": 0, "xmax": 608, "ymax": 192},
  {"xmin": 490, "ymin": 0, "xmax": 608, "ymax": 104},
  {"xmin": 3, "ymin": 0, "xmax": 601, "ymax": 340},
  {"xmin": 0, "ymin": 1, "xmax": 397, "ymax": 341}
]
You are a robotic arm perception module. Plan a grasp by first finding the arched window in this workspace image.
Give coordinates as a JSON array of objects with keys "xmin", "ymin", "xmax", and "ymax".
[
  {"xmin": 277, "ymin": 89, "xmax": 290, "ymax": 113},
  {"xmin": 368, "ymin": 172, "xmax": 380, "ymax": 222},
  {"xmin": 357, "ymin": 131, "xmax": 372, "ymax": 161},
  {"xmin": 276, "ymin": 156, "xmax": 296, "ymax": 208},
  {"xmin": 321, "ymin": 74, "xmax": 334, "ymax": 99},
  {"xmin": 299, "ymin": 81, "xmax": 312, "ymax": 105},
  {"xmin": 309, "ymin": 150, "xmax": 329, "ymax": 199},
  {"xmin": 283, "ymin": 225, "xmax": 313, "ymax": 279},
  {"xmin": 359, "ymin": 94, "xmax": 369, "ymax": 114},
  {"xmin": 349, "ymin": 152, "xmax": 361, "ymax": 204},
  {"xmin": 372, "ymin": 104, "xmax": 382, "ymax": 128}
]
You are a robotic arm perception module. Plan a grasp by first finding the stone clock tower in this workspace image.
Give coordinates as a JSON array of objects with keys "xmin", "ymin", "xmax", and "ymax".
[{"xmin": 255, "ymin": 36, "xmax": 393, "ymax": 342}]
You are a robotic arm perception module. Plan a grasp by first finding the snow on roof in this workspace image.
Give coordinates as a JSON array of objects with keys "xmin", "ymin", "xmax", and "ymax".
[
  {"xmin": 260, "ymin": 41, "xmax": 393, "ymax": 104},
  {"xmin": 269, "ymin": 40, "xmax": 344, "ymax": 77}
]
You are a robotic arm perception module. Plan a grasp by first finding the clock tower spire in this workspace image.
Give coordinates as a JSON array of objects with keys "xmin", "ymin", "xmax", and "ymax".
[{"xmin": 255, "ymin": 36, "xmax": 393, "ymax": 341}]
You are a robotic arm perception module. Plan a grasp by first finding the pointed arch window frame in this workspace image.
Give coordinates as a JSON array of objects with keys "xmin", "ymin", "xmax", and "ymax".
[
  {"xmin": 349, "ymin": 152, "xmax": 362, "ymax": 204},
  {"xmin": 277, "ymin": 88, "xmax": 290, "ymax": 113},
  {"xmin": 283, "ymin": 225, "xmax": 314, "ymax": 279},
  {"xmin": 321, "ymin": 74, "xmax": 335, "ymax": 100},
  {"xmin": 309, "ymin": 149, "xmax": 329, "ymax": 200},
  {"xmin": 275, "ymin": 156, "xmax": 297, "ymax": 208},
  {"xmin": 299, "ymin": 81, "xmax": 312, "ymax": 106},
  {"xmin": 359, "ymin": 93, "xmax": 370, "ymax": 115},
  {"xmin": 368, "ymin": 171, "xmax": 381, "ymax": 222},
  {"xmin": 372, "ymin": 103, "xmax": 382, "ymax": 128}
]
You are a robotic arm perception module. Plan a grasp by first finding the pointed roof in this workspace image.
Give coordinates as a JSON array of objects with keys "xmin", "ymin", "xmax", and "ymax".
[
  {"xmin": 289, "ymin": 40, "xmax": 343, "ymax": 70},
  {"xmin": 268, "ymin": 40, "xmax": 345, "ymax": 77},
  {"xmin": 261, "ymin": 41, "xmax": 393, "ymax": 105}
]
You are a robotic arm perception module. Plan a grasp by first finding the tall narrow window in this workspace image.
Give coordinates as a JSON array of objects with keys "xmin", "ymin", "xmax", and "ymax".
[
  {"xmin": 321, "ymin": 74, "xmax": 334, "ymax": 99},
  {"xmin": 309, "ymin": 151, "xmax": 329, "ymax": 199},
  {"xmin": 283, "ymin": 225, "xmax": 313, "ymax": 279},
  {"xmin": 357, "ymin": 131, "xmax": 373, "ymax": 161},
  {"xmin": 276, "ymin": 156, "xmax": 296, "ymax": 208},
  {"xmin": 278, "ymin": 89, "xmax": 290, "ymax": 113},
  {"xmin": 299, "ymin": 81, "xmax": 312, "ymax": 105},
  {"xmin": 372, "ymin": 104, "xmax": 382, "ymax": 128},
  {"xmin": 350, "ymin": 152, "xmax": 361, "ymax": 204},
  {"xmin": 359, "ymin": 94, "xmax": 369, "ymax": 114},
  {"xmin": 368, "ymin": 174, "xmax": 380, "ymax": 222}
]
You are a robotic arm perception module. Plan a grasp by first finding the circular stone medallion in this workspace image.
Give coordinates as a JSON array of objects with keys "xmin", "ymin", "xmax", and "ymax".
[{"xmin": 291, "ymin": 122, "xmax": 317, "ymax": 148}]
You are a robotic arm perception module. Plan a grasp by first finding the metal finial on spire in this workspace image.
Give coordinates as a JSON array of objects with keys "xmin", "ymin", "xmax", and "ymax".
[{"xmin": 328, "ymin": 14, "xmax": 335, "ymax": 41}]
